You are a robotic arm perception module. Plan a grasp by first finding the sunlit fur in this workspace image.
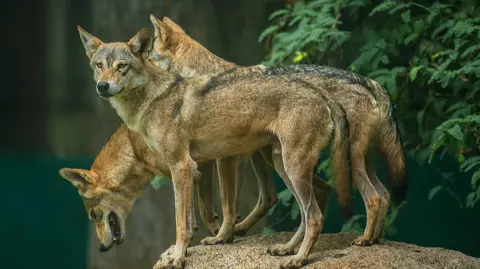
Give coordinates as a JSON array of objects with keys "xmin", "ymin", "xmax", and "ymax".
[
  {"xmin": 149, "ymin": 16, "xmax": 408, "ymax": 248},
  {"xmin": 78, "ymin": 25, "xmax": 349, "ymax": 269}
]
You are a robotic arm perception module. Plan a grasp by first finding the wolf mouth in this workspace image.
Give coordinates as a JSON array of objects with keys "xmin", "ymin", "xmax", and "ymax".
[
  {"xmin": 98, "ymin": 87, "xmax": 125, "ymax": 99},
  {"xmin": 108, "ymin": 212, "xmax": 122, "ymax": 244}
]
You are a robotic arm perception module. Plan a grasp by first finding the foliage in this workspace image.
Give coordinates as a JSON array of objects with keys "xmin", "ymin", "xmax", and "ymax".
[
  {"xmin": 260, "ymin": 0, "xmax": 480, "ymax": 234},
  {"xmin": 151, "ymin": 175, "xmax": 170, "ymax": 190}
]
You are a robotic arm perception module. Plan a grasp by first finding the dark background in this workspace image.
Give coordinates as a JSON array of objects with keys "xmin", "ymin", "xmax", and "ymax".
[{"xmin": 2, "ymin": 1, "xmax": 479, "ymax": 269}]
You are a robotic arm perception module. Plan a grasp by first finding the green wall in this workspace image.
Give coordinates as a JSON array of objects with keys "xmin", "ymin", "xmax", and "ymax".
[{"xmin": 2, "ymin": 155, "xmax": 479, "ymax": 269}]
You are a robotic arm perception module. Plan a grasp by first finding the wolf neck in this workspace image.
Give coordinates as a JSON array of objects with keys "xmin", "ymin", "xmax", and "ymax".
[
  {"xmin": 175, "ymin": 37, "xmax": 237, "ymax": 77},
  {"xmin": 109, "ymin": 71, "xmax": 180, "ymax": 132}
]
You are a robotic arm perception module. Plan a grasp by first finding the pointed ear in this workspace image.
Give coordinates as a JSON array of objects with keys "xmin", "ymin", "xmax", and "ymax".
[
  {"xmin": 127, "ymin": 28, "xmax": 153, "ymax": 54},
  {"xmin": 77, "ymin": 26, "xmax": 103, "ymax": 60},
  {"xmin": 59, "ymin": 168, "xmax": 98, "ymax": 192},
  {"xmin": 150, "ymin": 14, "xmax": 175, "ymax": 47},
  {"xmin": 162, "ymin": 17, "xmax": 185, "ymax": 34}
]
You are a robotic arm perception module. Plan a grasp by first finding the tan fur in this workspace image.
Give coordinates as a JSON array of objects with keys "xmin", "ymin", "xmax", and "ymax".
[
  {"xmin": 78, "ymin": 26, "xmax": 349, "ymax": 269},
  {"xmin": 59, "ymin": 125, "xmax": 207, "ymax": 250},
  {"xmin": 153, "ymin": 16, "xmax": 332, "ymax": 236},
  {"xmin": 151, "ymin": 17, "xmax": 408, "ymax": 246}
]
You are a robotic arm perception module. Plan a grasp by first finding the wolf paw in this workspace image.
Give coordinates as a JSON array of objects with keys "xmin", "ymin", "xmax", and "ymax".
[
  {"xmin": 201, "ymin": 234, "xmax": 234, "ymax": 245},
  {"xmin": 267, "ymin": 244, "xmax": 296, "ymax": 256},
  {"xmin": 351, "ymin": 236, "xmax": 373, "ymax": 246},
  {"xmin": 279, "ymin": 256, "xmax": 308, "ymax": 269},
  {"xmin": 159, "ymin": 245, "xmax": 175, "ymax": 260},
  {"xmin": 153, "ymin": 256, "xmax": 185, "ymax": 269},
  {"xmin": 205, "ymin": 220, "xmax": 221, "ymax": 236}
]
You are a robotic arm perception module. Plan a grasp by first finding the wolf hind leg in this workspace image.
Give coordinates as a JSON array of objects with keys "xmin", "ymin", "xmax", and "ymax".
[
  {"xmin": 266, "ymin": 143, "xmax": 305, "ymax": 257},
  {"xmin": 277, "ymin": 132, "xmax": 329, "ymax": 269},
  {"xmin": 197, "ymin": 162, "xmax": 220, "ymax": 235},
  {"xmin": 234, "ymin": 151, "xmax": 277, "ymax": 236},
  {"xmin": 366, "ymin": 155, "xmax": 391, "ymax": 243},
  {"xmin": 201, "ymin": 156, "xmax": 239, "ymax": 245},
  {"xmin": 349, "ymin": 122, "xmax": 382, "ymax": 246}
]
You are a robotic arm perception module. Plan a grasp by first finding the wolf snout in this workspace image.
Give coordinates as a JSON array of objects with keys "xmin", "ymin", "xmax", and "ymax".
[{"xmin": 96, "ymin": 81, "xmax": 110, "ymax": 94}]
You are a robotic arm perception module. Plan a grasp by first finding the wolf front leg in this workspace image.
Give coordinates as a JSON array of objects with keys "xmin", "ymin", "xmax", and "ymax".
[
  {"xmin": 154, "ymin": 157, "xmax": 199, "ymax": 269},
  {"xmin": 201, "ymin": 156, "xmax": 239, "ymax": 245}
]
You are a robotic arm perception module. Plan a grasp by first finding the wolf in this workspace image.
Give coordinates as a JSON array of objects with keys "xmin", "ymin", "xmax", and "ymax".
[
  {"xmin": 58, "ymin": 123, "xmax": 222, "ymax": 252},
  {"xmin": 151, "ymin": 15, "xmax": 408, "ymax": 246},
  {"xmin": 77, "ymin": 26, "xmax": 350, "ymax": 269}
]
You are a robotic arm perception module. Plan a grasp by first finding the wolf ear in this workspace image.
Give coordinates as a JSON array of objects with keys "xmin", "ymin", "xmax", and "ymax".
[
  {"xmin": 162, "ymin": 17, "xmax": 185, "ymax": 34},
  {"xmin": 77, "ymin": 26, "xmax": 103, "ymax": 60},
  {"xmin": 127, "ymin": 28, "xmax": 153, "ymax": 54},
  {"xmin": 150, "ymin": 14, "xmax": 176, "ymax": 48},
  {"xmin": 59, "ymin": 168, "xmax": 98, "ymax": 192}
]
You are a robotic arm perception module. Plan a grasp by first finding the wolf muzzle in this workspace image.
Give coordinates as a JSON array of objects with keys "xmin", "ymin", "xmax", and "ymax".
[
  {"xmin": 96, "ymin": 81, "xmax": 110, "ymax": 94},
  {"xmin": 96, "ymin": 81, "xmax": 123, "ymax": 99}
]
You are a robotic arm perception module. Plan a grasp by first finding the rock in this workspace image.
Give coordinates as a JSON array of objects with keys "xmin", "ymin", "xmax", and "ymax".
[{"xmin": 181, "ymin": 232, "xmax": 480, "ymax": 269}]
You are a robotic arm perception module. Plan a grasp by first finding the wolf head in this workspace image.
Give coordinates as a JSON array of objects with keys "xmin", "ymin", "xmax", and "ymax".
[
  {"xmin": 59, "ymin": 167, "xmax": 146, "ymax": 252},
  {"xmin": 148, "ymin": 15, "xmax": 234, "ymax": 77},
  {"xmin": 77, "ymin": 27, "xmax": 153, "ymax": 99}
]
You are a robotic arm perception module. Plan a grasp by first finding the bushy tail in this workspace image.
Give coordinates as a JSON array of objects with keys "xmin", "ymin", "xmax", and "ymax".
[
  {"xmin": 377, "ymin": 116, "xmax": 408, "ymax": 204},
  {"xmin": 329, "ymin": 110, "xmax": 353, "ymax": 220}
]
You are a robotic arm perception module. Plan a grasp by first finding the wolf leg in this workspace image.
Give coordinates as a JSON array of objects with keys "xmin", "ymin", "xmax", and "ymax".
[
  {"xmin": 234, "ymin": 150, "xmax": 277, "ymax": 236},
  {"xmin": 366, "ymin": 155, "xmax": 391, "ymax": 243},
  {"xmin": 197, "ymin": 162, "xmax": 220, "ymax": 235},
  {"xmin": 154, "ymin": 156, "xmax": 198, "ymax": 269},
  {"xmin": 234, "ymin": 155, "xmax": 249, "ymax": 223},
  {"xmin": 349, "ymin": 122, "xmax": 382, "ymax": 246},
  {"xmin": 201, "ymin": 156, "xmax": 239, "ymax": 245},
  {"xmin": 267, "ymin": 143, "xmax": 305, "ymax": 257},
  {"xmin": 276, "ymin": 132, "xmax": 329, "ymax": 269}
]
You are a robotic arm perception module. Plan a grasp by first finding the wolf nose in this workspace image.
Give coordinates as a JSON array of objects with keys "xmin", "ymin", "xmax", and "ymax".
[{"xmin": 96, "ymin": 81, "xmax": 110, "ymax": 94}]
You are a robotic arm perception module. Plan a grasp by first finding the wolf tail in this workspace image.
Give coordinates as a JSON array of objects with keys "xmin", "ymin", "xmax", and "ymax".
[
  {"xmin": 370, "ymin": 79, "xmax": 408, "ymax": 205},
  {"xmin": 329, "ymin": 106, "xmax": 353, "ymax": 220},
  {"xmin": 377, "ymin": 114, "xmax": 408, "ymax": 204}
]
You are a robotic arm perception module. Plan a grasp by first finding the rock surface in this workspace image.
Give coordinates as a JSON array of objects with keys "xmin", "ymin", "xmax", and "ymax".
[{"xmin": 181, "ymin": 232, "xmax": 480, "ymax": 269}]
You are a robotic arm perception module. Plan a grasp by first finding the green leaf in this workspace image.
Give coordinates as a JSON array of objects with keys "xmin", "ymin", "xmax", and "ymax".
[
  {"xmin": 445, "ymin": 101, "xmax": 468, "ymax": 114},
  {"xmin": 428, "ymin": 185, "xmax": 443, "ymax": 200},
  {"xmin": 151, "ymin": 175, "xmax": 170, "ymax": 190},
  {"xmin": 472, "ymin": 170, "xmax": 480, "ymax": 189},
  {"xmin": 461, "ymin": 44, "xmax": 480, "ymax": 58},
  {"xmin": 290, "ymin": 201, "xmax": 300, "ymax": 220},
  {"xmin": 369, "ymin": 1, "xmax": 396, "ymax": 16},
  {"xmin": 428, "ymin": 134, "xmax": 446, "ymax": 163},
  {"xmin": 277, "ymin": 189, "xmax": 293, "ymax": 206},
  {"xmin": 401, "ymin": 10, "xmax": 411, "ymax": 23},
  {"xmin": 466, "ymin": 192, "xmax": 476, "ymax": 208},
  {"xmin": 446, "ymin": 124, "xmax": 464, "ymax": 140},
  {"xmin": 460, "ymin": 156, "xmax": 480, "ymax": 171},
  {"xmin": 410, "ymin": 66, "xmax": 424, "ymax": 81},
  {"xmin": 404, "ymin": 33, "xmax": 419, "ymax": 45},
  {"xmin": 268, "ymin": 9, "xmax": 289, "ymax": 21},
  {"xmin": 258, "ymin": 25, "xmax": 279, "ymax": 43},
  {"xmin": 414, "ymin": 19, "xmax": 425, "ymax": 34}
]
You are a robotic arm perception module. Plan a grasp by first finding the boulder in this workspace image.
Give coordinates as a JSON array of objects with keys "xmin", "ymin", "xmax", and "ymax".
[{"xmin": 181, "ymin": 232, "xmax": 480, "ymax": 269}]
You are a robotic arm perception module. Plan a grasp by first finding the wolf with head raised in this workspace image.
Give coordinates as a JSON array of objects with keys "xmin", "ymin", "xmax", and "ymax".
[
  {"xmin": 77, "ymin": 25, "xmax": 350, "ymax": 269},
  {"xmin": 149, "ymin": 15, "xmax": 408, "ymax": 246}
]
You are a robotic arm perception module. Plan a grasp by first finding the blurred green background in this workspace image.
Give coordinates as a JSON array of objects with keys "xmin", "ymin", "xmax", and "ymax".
[{"xmin": 3, "ymin": 0, "xmax": 479, "ymax": 268}]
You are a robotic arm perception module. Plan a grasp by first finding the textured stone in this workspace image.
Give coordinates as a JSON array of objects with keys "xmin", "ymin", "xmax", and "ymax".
[{"xmin": 181, "ymin": 232, "xmax": 480, "ymax": 269}]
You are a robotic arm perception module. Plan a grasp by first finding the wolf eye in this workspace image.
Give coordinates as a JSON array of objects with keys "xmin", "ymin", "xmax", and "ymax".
[
  {"xmin": 117, "ymin": 63, "xmax": 128, "ymax": 69},
  {"xmin": 95, "ymin": 62, "xmax": 103, "ymax": 69}
]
